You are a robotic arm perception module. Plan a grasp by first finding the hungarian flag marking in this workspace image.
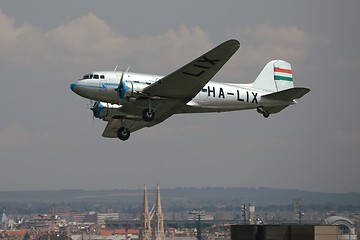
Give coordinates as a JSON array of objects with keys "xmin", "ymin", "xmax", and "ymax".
[{"xmin": 274, "ymin": 67, "xmax": 293, "ymax": 81}]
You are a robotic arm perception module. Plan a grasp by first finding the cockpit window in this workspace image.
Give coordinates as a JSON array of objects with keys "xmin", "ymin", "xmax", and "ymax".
[
  {"xmin": 81, "ymin": 73, "xmax": 102, "ymax": 80},
  {"xmin": 82, "ymin": 74, "xmax": 91, "ymax": 79}
]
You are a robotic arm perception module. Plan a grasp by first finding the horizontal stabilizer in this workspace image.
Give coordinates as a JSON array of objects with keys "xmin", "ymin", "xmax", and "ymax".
[
  {"xmin": 262, "ymin": 87, "xmax": 310, "ymax": 101},
  {"xmin": 264, "ymin": 105, "xmax": 289, "ymax": 114}
]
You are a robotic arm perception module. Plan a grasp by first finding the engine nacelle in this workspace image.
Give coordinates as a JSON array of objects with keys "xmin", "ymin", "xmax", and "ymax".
[
  {"xmin": 92, "ymin": 102, "xmax": 122, "ymax": 121},
  {"xmin": 119, "ymin": 81, "xmax": 147, "ymax": 99}
]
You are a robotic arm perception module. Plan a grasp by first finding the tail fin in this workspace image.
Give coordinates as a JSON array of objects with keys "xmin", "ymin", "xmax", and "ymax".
[{"xmin": 252, "ymin": 60, "xmax": 294, "ymax": 92}]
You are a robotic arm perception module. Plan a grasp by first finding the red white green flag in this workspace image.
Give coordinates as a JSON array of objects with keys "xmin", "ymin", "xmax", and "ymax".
[{"xmin": 274, "ymin": 67, "xmax": 293, "ymax": 81}]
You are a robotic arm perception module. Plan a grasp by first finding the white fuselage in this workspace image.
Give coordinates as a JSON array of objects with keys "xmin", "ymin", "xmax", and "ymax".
[{"xmin": 70, "ymin": 71, "xmax": 291, "ymax": 115}]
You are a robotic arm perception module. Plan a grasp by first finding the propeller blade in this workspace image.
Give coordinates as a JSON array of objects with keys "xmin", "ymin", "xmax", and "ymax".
[
  {"xmin": 115, "ymin": 70, "xmax": 125, "ymax": 98},
  {"xmin": 90, "ymin": 101, "xmax": 98, "ymax": 121}
]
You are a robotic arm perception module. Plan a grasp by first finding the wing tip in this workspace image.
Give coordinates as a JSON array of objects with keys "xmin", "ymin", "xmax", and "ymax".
[{"xmin": 226, "ymin": 39, "xmax": 240, "ymax": 49}]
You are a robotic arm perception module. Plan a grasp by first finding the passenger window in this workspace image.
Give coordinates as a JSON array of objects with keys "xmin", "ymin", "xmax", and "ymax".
[
  {"xmin": 93, "ymin": 74, "xmax": 99, "ymax": 79},
  {"xmin": 100, "ymin": 75, "xmax": 105, "ymax": 79}
]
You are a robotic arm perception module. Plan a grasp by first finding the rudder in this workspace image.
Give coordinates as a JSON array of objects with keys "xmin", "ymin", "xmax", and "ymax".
[{"xmin": 252, "ymin": 60, "xmax": 294, "ymax": 92}]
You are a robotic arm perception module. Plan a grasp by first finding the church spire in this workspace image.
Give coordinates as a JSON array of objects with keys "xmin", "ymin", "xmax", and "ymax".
[
  {"xmin": 140, "ymin": 184, "xmax": 152, "ymax": 240},
  {"xmin": 153, "ymin": 183, "xmax": 165, "ymax": 240}
]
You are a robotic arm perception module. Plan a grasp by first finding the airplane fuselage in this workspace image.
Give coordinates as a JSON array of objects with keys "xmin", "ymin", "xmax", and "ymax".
[{"xmin": 71, "ymin": 71, "xmax": 292, "ymax": 115}]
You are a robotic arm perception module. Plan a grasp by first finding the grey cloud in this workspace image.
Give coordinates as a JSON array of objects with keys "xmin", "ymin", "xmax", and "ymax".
[{"xmin": 0, "ymin": 1, "xmax": 359, "ymax": 193}]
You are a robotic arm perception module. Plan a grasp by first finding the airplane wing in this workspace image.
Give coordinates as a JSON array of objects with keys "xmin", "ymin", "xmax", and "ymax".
[
  {"xmin": 143, "ymin": 39, "xmax": 240, "ymax": 99},
  {"xmin": 102, "ymin": 99, "xmax": 187, "ymax": 138},
  {"xmin": 103, "ymin": 40, "xmax": 240, "ymax": 138},
  {"xmin": 102, "ymin": 118, "xmax": 154, "ymax": 138}
]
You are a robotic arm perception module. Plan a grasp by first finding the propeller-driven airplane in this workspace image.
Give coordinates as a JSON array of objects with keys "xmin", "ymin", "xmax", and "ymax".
[{"xmin": 70, "ymin": 39, "xmax": 310, "ymax": 141}]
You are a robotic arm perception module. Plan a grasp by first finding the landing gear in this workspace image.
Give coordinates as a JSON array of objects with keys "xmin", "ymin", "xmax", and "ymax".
[
  {"xmin": 117, "ymin": 127, "xmax": 130, "ymax": 141},
  {"xmin": 142, "ymin": 98, "xmax": 156, "ymax": 122},
  {"xmin": 257, "ymin": 107, "xmax": 270, "ymax": 118},
  {"xmin": 262, "ymin": 111, "xmax": 270, "ymax": 118},
  {"xmin": 142, "ymin": 108, "xmax": 155, "ymax": 122}
]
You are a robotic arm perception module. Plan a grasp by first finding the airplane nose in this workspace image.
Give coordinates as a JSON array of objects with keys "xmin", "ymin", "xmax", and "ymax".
[{"xmin": 70, "ymin": 81, "xmax": 78, "ymax": 92}]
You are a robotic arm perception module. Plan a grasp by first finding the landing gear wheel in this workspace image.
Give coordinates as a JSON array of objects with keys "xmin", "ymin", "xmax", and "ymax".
[
  {"xmin": 117, "ymin": 127, "xmax": 130, "ymax": 141},
  {"xmin": 257, "ymin": 106, "xmax": 270, "ymax": 118},
  {"xmin": 142, "ymin": 108, "xmax": 155, "ymax": 122},
  {"xmin": 263, "ymin": 111, "xmax": 270, "ymax": 118}
]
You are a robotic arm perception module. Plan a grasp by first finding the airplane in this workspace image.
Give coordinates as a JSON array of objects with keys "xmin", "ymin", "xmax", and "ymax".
[{"xmin": 70, "ymin": 39, "xmax": 310, "ymax": 141}]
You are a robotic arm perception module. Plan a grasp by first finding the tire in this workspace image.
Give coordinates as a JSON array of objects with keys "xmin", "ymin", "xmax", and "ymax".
[
  {"xmin": 257, "ymin": 106, "xmax": 270, "ymax": 118},
  {"xmin": 117, "ymin": 127, "xmax": 130, "ymax": 141},
  {"xmin": 142, "ymin": 108, "xmax": 155, "ymax": 122}
]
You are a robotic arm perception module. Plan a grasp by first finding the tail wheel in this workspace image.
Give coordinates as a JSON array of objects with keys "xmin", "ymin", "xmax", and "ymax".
[
  {"xmin": 142, "ymin": 108, "xmax": 155, "ymax": 122},
  {"xmin": 117, "ymin": 127, "xmax": 130, "ymax": 141},
  {"xmin": 257, "ymin": 106, "xmax": 270, "ymax": 118}
]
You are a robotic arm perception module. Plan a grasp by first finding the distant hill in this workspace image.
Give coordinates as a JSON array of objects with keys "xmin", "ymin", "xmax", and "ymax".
[{"xmin": 0, "ymin": 187, "xmax": 359, "ymax": 206}]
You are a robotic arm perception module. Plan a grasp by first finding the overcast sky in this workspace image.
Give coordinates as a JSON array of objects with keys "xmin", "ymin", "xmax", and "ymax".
[{"xmin": 0, "ymin": 1, "xmax": 359, "ymax": 193}]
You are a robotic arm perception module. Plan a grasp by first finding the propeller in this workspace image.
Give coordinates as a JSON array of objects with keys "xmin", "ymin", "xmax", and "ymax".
[
  {"xmin": 89, "ymin": 100, "xmax": 111, "ymax": 123},
  {"xmin": 115, "ymin": 70, "xmax": 125, "ymax": 99},
  {"xmin": 89, "ymin": 100, "xmax": 97, "ymax": 121}
]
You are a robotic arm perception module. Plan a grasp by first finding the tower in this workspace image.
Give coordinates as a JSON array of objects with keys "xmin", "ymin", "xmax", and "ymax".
[
  {"xmin": 248, "ymin": 203, "xmax": 255, "ymax": 225},
  {"xmin": 140, "ymin": 184, "xmax": 152, "ymax": 240},
  {"xmin": 292, "ymin": 198, "xmax": 302, "ymax": 221},
  {"xmin": 153, "ymin": 184, "xmax": 165, "ymax": 240},
  {"xmin": 2, "ymin": 211, "xmax": 8, "ymax": 230}
]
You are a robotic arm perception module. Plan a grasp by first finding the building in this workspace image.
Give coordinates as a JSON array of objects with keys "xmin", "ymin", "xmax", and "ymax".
[
  {"xmin": 321, "ymin": 216, "xmax": 357, "ymax": 240},
  {"xmin": 0, "ymin": 230, "xmax": 27, "ymax": 239},
  {"xmin": 139, "ymin": 184, "xmax": 165, "ymax": 240},
  {"xmin": 188, "ymin": 212, "xmax": 213, "ymax": 221},
  {"xmin": 292, "ymin": 198, "xmax": 302, "ymax": 222},
  {"xmin": 231, "ymin": 224, "xmax": 339, "ymax": 240},
  {"xmin": 153, "ymin": 184, "xmax": 165, "ymax": 240},
  {"xmin": 39, "ymin": 233, "xmax": 72, "ymax": 240},
  {"xmin": 97, "ymin": 213, "xmax": 119, "ymax": 225},
  {"xmin": 248, "ymin": 203, "xmax": 255, "ymax": 225},
  {"xmin": 139, "ymin": 184, "xmax": 152, "ymax": 240}
]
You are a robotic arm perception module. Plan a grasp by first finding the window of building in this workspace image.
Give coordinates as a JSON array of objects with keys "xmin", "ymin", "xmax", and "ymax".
[{"xmin": 339, "ymin": 225, "xmax": 350, "ymax": 235}]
